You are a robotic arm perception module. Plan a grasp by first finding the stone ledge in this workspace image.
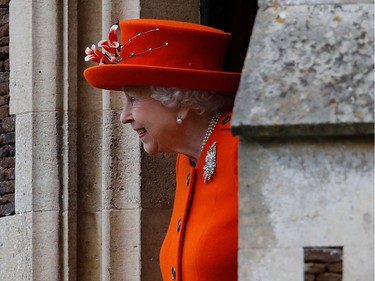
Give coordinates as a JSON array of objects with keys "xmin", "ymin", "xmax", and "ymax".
[
  {"xmin": 233, "ymin": 4, "xmax": 374, "ymax": 139},
  {"xmin": 232, "ymin": 122, "xmax": 374, "ymax": 139}
]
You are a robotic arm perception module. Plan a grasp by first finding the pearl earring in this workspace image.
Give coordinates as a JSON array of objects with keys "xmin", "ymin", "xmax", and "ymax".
[{"xmin": 176, "ymin": 116, "xmax": 182, "ymax": 124}]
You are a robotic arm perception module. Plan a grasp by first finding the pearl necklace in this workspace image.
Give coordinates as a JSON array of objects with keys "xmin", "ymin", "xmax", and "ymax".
[{"xmin": 200, "ymin": 112, "xmax": 222, "ymax": 152}]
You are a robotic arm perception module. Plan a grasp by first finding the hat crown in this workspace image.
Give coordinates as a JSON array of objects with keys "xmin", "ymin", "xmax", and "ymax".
[
  {"xmin": 83, "ymin": 19, "xmax": 241, "ymax": 93},
  {"xmin": 118, "ymin": 19, "xmax": 231, "ymax": 71}
]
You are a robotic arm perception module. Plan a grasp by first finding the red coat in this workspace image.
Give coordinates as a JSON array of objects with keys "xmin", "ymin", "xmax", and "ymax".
[{"xmin": 160, "ymin": 112, "xmax": 239, "ymax": 281}]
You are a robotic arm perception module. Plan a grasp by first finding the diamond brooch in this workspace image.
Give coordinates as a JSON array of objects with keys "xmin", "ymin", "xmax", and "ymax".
[{"xmin": 203, "ymin": 141, "xmax": 217, "ymax": 183}]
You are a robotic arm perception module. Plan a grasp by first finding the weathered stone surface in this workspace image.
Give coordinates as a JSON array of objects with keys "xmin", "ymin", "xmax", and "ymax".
[
  {"xmin": 0, "ymin": 166, "xmax": 10, "ymax": 180},
  {"xmin": 239, "ymin": 247, "xmax": 304, "ymax": 280},
  {"xmin": 0, "ymin": 81, "xmax": 8, "ymax": 95},
  {"xmin": 305, "ymin": 262, "xmax": 327, "ymax": 273},
  {"xmin": 0, "ymin": 200, "xmax": 13, "ymax": 215},
  {"xmin": 0, "ymin": 213, "xmax": 31, "ymax": 280},
  {"xmin": 0, "ymin": 192, "xmax": 14, "ymax": 203},
  {"xmin": 327, "ymin": 262, "xmax": 343, "ymax": 273},
  {"xmin": 259, "ymin": 0, "xmax": 374, "ymax": 9},
  {"xmin": 238, "ymin": 138, "xmax": 373, "ymax": 280},
  {"xmin": 0, "ymin": 144, "xmax": 11, "ymax": 156},
  {"xmin": 0, "ymin": 104, "xmax": 8, "ymax": 118},
  {"xmin": 233, "ymin": 4, "xmax": 374, "ymax": 138},
  {"xmin": 0, "ymin": 71, "xmax": 8, "ymax": 83},
  {"xmin": 0, "ymin": 180, "xmax": 14, "ymax": 194},
  {"xmin": 1, "ymin": 132, "xmax": 14, "ymax": 143},
  {"xmin": 0, "ymin": 23, "xmax": 7, "ymax": 39},
  {"xmin": 305, "ymin": 274, "xmax": 315, "ymax": 281},
  {"xmin": 0, "ymin": 36, "xmax": 8, "ymax": 46},
  {"xmin": 316, "ymin": 272, "xmax": 342, "ymax": 281},
  {"xmin": 0, "ymin": 94, "xmax": 7, "ymax": 105},
  {"xmin": 77, "ymin": 210, "xmax": 141, "ymax": 280},
  {"xmin": 1, "ymin": 115, "xmax": 14, "ymax": 132},
  {"xmin": 0, "ymin": 1, "xmax": 9, "ymax": 8},
  {"xmin": 0, "ymin": 58, "xmax": 8, "ymax": 71},
  {"xmin": 305, "ymin": 247, "xmax": 343, "ymax": 263}
]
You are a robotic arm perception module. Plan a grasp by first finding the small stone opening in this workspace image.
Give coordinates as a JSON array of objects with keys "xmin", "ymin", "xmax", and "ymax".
[{"xmin": 304, "ymin": 246, "xmax": 343, "ymax": 281}]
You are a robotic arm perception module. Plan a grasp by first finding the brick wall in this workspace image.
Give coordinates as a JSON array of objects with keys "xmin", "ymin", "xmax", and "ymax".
[
  {"xmin": 0, "ymin": 0, "xmax": 14, "ymax": 217},
  {"xmin": 304, "ymin": 247, "xmax": 343, "ymax": 281}
]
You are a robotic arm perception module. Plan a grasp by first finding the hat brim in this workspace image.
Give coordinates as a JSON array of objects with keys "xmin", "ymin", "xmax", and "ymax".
[{"xmin": 84, "ymin": 64, "xmax": 241, "ymax": 94}]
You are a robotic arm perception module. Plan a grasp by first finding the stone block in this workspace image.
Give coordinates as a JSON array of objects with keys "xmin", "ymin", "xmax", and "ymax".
[
  {"xmin": 15, "ymin": 112, "xmax": 63, "ymax": 212},
  {"xmin": 77, "ymin": 210, "xmax": 141, "ymax": 281},
  {"xmin": 1, "ymin": 115, "xmax": 14, "ymax": 132},
  {"xmin": 316, "ymin": 272, "xmax": 342, "ymax": 281},
  {"xmin": 0, "ymin": 22, "xmax": 7, "ymax": 37},
  {"xmin": 105, "ymin": 209, "xmax": 141, "ymax": 280},
  {"xmin": 0, "ymin": 192, "xmax": 14, "ymax": 203},
  {"xmin": 0, "ymin": 201, "xmax": 13, "ymax": 215},
  {"xmin": 0, "ymin": 180, "xmax": 14, "ymax": 194},
  {"xmin": 0, "ymin": 81, "xmax": 8, "ymax": 95},
  {"xmin": 0, "ymin": 58, "xmax": 8, "ymax": 71},
  {"xmin": 0, "ymin": 157, "xmax": 15, "ymax": 168},
  {"xmin": 233, "ymin": 4, "xmax": 374, "ymax": 138},
  {"xmin": 31, "ymin": 211, "xmax": 61, "ymax": 280},
  {"xmin": 343, "ymin": 245, "xmax": 374, "ymax": 281},
  {"xmin": 0, "ymin": 1, "xmax": 8, "ymax": 8},
  {"xmin": 1, "ymin": 132, "xmax": 14, "ymax": 143},
  {"xmin": 9, "ymin": 1, "xmax": 63, "ymax": 114},
  {"xmin": 0, "ymin": 94, "xmax": 8, "ymax": 105},
  {"xmin": 100, "ymin": 110, "xmax": 142, "ymax": 210},
  {"xmin": 239, "ymin": 138, "xmax": 373, "ymax": 250},
  {"xmin": 304, "ymin": 247, "xmax": 343, "ymax": 263},
  {"xmin": 0, "ymin": 45, "xmax": 8, "ymax": 57},
  {"xmin": 77, "ymin": 111, "xmax": 106, "ymax": 212},
  {"xmin": 0, "ymin": 213, "xmax": 32, "ymax": 280},
  {"xmin": 0, "ymin": 9, "xmax": 8, "ymax": 26},
  {"xmin": 0, "ymin": 144, "xmax": 11, "ymax": 156},
  {"xmin": 0, "ymin": 166, "xmax": 9, "ymax": 180},
  {"xmin": 0, "ymin": 104, "xmax": 8, "ymax": 118},
  {"xmin": 239, "ymin": 247, "xmax": 303, "ymax": 280}
]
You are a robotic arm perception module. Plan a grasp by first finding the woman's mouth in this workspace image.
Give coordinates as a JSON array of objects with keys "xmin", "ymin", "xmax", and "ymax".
[{"xmin": 136, "ymin": 128, "xmax": 147, "ymax": 138}]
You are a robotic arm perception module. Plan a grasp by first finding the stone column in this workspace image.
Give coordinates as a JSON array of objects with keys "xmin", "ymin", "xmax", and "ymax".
[
  {"xmin": 77, "ymin": 1, "xmax": 142, "ymax": 280},
  {"xmin": 233, "ymin": 1, "xmax": 374, "ymax": 280},
  {"xmin": 5, "ymin": 0, "xmax": 78, "ymax": 280},
  {"xmin": 3, "ymin": 0, "xmax": 200, "ymax": 280}
]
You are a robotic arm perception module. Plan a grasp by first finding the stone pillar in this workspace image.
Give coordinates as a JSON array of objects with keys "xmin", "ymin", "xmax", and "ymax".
[
  {"xmin": 77, "ymin": 1, "xmax": 142, "ymax": 280},
  {"xmin": 233, "ymin": 1, "xmax": 374, "ymax": 280},
  {"xmin": 3, "ymin": 0, "xmax": 200, "ymax": 280},
  {"xmin": 5, "ymin": 0, "xmax": 78, "ymax": 280}
]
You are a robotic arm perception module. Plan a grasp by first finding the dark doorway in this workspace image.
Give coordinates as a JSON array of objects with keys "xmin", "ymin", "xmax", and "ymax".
[{"xmin": 201, "ymin": 0, "xmax": 258, "ymax": 72}]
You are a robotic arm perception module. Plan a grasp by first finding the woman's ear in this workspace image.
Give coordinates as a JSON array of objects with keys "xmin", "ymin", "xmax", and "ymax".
[{"xmin": 177, "ymin": 102, "xmax": 191, "ymax": 121}]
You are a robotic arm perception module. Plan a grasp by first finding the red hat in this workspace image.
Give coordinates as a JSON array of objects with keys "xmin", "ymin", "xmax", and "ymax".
[{"xmin": 83, "ymin": 19, "xmax": 241, "ymax": 93}]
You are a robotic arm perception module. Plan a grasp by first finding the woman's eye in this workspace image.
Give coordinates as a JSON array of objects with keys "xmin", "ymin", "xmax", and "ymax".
[{"xmin": 128, "ymin": 96, "xmax": 137, "ymax": 105}]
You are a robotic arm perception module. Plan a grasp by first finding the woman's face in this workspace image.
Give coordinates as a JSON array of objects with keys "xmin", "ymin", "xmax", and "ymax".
[{"xmin": 120, "ymin": 88, "xmax": 180, "ymax": 154}]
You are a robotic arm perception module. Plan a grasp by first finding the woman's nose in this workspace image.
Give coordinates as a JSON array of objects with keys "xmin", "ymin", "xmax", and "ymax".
[{"xmin": 120, "ymin": 104, "xmax": 133, "ymax": 124}]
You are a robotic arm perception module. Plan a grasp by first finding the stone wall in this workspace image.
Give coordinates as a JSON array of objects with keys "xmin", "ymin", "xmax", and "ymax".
[
  {"xmin": 233, "ymin": 0, "xmax": 374, "ymax": 280},
  {"xmin": 0, "ymin": 0, "xmax": 13, "ymax": 218}
]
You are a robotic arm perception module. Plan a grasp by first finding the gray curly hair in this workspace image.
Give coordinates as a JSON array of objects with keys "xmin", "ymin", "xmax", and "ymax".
[{"xmin": 124, "ymin": 86, "xmax": 233, "ymax": 115}]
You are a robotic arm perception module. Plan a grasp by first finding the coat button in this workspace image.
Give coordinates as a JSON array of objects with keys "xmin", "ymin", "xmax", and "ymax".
[
  {"xmin": 171, "ymin": 266, "xmax": 177, "ymax": 280},
  {"xmin": 222, "ymin": 115, "xmax": 231, "ymax": 125},
  {"xmin": 176, "ymin": 219, "xmax": 182, "ymax": 232},
  {"xmin": 186, "ymin": 173, "xmax": 191, "ymax": 186}
]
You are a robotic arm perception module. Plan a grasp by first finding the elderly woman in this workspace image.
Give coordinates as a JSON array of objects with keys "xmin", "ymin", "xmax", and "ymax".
[{"xmin": 84, "ymin": 19, "xmax": 241, "ymax": 281}]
